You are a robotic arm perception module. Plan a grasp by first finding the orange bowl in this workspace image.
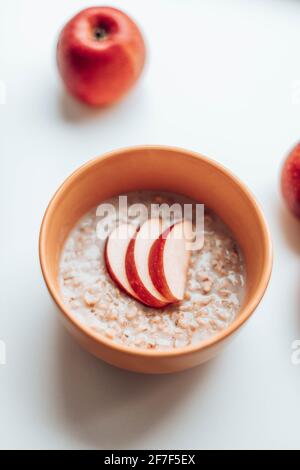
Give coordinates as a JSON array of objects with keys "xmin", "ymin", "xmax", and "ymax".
[{"xmin": 39, "ymin": 146, "xmax": 272, "ymax": 373}]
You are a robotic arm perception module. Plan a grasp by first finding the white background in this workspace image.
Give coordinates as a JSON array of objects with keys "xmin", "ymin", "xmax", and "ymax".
[{"xmin": 1, "ymin": 0, "xmax": 300, "ymax": 450}]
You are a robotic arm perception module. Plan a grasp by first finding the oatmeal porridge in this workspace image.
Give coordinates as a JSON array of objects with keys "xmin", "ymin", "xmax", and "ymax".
[{"xmin": 59, "ymin": 191, "xmax": 246, "ymax": 350}]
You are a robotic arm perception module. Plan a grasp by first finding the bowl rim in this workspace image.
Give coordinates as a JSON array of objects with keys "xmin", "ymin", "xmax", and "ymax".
[{"xmin": 39, "ymin": 145, "xmax": 273, "ymax": 358}]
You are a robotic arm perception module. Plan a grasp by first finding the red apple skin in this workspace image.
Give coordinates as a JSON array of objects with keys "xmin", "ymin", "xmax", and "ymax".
[
  {"xmin": 125, "ymin": 236, "xmax": 169, "ymax": 309},
  {"xmin": 57, "ymin": 7, "xmax": 146, "ymax": 106},
  {"xmin": 281, "ymin": 143, "xmax": 300, "ymax": 219},
  {"xmin": 148, "ymin": 225, "xmax": 178, "ymax": 302}
]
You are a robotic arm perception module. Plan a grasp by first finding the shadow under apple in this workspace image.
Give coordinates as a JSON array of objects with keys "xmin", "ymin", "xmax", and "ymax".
[
  {"xmin": 277, "ymin": 200, "xmax": 300, "ymax": 337},
  {"xmin": 57, "ymin": 84, "xmax": 146, "ymax": 125}
]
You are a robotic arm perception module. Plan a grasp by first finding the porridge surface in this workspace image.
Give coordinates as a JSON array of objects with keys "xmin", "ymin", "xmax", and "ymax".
[{"xmin": 59, "ymin": 191, "xmax": 246, "ymax": 350}]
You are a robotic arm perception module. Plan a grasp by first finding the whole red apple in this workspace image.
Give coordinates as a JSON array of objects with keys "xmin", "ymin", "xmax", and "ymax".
[
  {"xmin": 281, "ymin": 143, "xmax": 300, "ymax": 218},
  {"xmin": 57, "ymin": 7, "xmax": 146, "ymax": 106}
]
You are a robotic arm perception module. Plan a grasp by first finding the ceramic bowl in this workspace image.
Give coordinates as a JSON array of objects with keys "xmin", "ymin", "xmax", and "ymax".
[{"xmin": 39, "ymin": 146, "xmax": 272, "ymax": 373}]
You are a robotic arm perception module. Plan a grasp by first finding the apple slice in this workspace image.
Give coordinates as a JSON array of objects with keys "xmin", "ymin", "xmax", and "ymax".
[
  {"xmin": 125, "ymin": 218, "xmax": 170, "ymax": 308},
  {"xmin": 149, "ymin": 220, "xmax": 193, "ymax": 302},
  {"xmin": 105, "ymin": 223, "xmax": 141, "ymax": 301}
]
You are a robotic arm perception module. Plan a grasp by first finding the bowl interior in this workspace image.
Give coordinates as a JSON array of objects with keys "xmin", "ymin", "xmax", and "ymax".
[{"xmin": 41, "ymin": 146, "xmax": 271, "ymax": 323}]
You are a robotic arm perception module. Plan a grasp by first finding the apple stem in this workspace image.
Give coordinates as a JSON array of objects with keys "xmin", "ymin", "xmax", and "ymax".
[{"xmin": 94, "ymin": 27, "xmax": 107, "ymax": 40}]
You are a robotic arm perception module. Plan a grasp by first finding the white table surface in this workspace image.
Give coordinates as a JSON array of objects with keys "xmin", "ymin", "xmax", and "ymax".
[{"xmin": 1, "ymin": 0, "xmax": 300, "ymax": 450}]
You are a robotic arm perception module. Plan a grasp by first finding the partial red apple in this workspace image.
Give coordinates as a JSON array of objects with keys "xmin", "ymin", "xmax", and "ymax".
[
  {"xmin": 57, "ymin": 7, "xmax": 146, "ymax": 106},
  {"xmin": 149, "ymin": 220, "xmax": 193, "ymax": 302},
  {"xmin": 104, "ymin": 223, "xmax": 141, "ymax": 301},
  {"xmin": 125, "ymin": 219, "xmax": 170, "ymax": 308},
  {"xmin": 281, "ymin": 143, "xmax": 300, "ymax": 219}
]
